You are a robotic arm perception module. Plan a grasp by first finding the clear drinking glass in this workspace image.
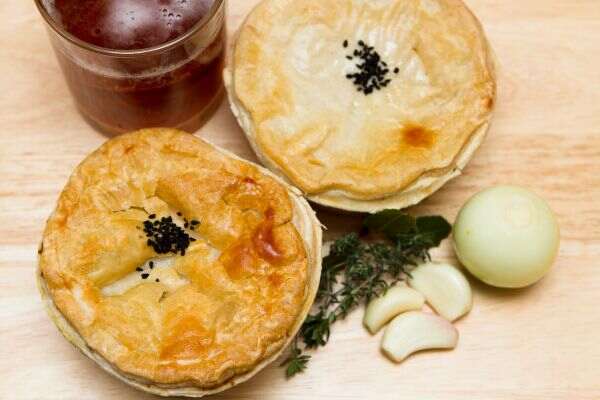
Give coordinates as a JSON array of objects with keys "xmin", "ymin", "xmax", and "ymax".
[{"xmin": 34, "ymin": 0, "xmax": 226, "ymax": 135}]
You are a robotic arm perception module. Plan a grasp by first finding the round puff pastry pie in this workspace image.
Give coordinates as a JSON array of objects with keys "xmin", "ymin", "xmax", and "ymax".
[
  {"xmin": 225, "ymin": 0, "xmax": 496, "ymax": 212},
  {"xmin": 38, "ymin": 129, "xmax": 322, "ymax": 397}
]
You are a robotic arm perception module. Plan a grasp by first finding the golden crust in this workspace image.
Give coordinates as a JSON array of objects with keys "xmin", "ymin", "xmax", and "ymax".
[
  {"xmin": 38, "ymin": 129, "xmax": 322, "ymax": 396},
  {"xmin": 226, "ymin": 0, "xmax": 496, "ymax": 212}
]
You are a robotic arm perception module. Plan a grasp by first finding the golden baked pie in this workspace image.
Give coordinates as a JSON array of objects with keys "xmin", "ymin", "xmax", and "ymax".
[
  {"xmin": 38, "ymin": 129, "xmax": 322, "ymax": 396},
  {"xmin": 225, "ymin": 0, "xmax": 496, "ymax": 212}
]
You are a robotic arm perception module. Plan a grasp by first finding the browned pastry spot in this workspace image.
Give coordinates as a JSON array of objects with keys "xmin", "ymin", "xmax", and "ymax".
[{"xmin": 402, "ymin": 125, "xmax": 436, "ymax": 149}]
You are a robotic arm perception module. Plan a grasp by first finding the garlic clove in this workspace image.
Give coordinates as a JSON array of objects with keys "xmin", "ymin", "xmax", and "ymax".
[
  {"xmin": 408, "ymin": 262, "xmax": 472, "ymax": 322},
  {"xmin": 363, "ymin": 283, "xmax": 425, "ymax": 334},
  {"xmin": 381, "ymin": 311, "xmax": 459, "ymax": 363}
]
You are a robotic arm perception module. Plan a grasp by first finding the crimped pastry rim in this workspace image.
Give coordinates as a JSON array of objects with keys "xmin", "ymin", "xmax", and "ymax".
[
  {"xmin": 37, "ymin": 134, "xmax": 323, "ymax": 397},
  {"xmin": 224, "ymin": 0, "xmax": 497, "ymax": 213}
]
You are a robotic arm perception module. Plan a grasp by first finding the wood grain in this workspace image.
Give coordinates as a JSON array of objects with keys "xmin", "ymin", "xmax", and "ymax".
[{"xmin": 1, "ymin": 0, "xmax": 599, "ymax": 399}]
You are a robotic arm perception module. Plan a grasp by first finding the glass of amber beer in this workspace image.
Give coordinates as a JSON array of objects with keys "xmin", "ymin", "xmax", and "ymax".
[{"xmin": 34, "ymin": 0, "xmax": 226, "ymax": 135}]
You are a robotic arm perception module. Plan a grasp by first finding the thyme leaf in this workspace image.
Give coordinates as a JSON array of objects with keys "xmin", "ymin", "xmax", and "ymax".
[{"xmin": 280, "ymin": 339, "xmax": 311, "ymax": 377}]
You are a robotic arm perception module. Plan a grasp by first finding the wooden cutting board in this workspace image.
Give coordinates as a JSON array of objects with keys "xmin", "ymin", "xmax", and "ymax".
[{"xmin": 1, "ymin": 0, "xmax": 599, "ymax": 399}]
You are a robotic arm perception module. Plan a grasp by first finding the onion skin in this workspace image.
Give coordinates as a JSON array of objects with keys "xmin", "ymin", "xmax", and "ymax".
[{"xmin": 453, "ymin": 186, "xmax": 560, "ymax": 289}]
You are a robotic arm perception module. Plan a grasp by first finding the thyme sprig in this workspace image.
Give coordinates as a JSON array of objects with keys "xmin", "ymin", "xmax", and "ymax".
[{"xmin": 283, "ymin": 210, "xmax": 451, "ymax": 377}]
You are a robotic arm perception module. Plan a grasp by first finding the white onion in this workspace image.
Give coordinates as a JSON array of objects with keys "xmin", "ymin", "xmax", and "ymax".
[{"xmin": 453, "ymin": 186, "xmax": 560, "ymax": 288}]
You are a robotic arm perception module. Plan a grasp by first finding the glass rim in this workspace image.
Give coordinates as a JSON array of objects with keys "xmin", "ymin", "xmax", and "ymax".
[{"xmin": 33, "ymin": 0, "xmax": 225, "ymax": 57}]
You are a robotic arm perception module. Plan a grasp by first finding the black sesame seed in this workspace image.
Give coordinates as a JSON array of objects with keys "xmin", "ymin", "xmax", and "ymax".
[
  {"xmin": 191, "ymin": 220, "xmax": 200, "ymax": 225},
  {"xmin": 149, "ymin": 261, "xmax": 154, "ymax": 269},
  {"xmin": 177, "ymin": 212, "xmax": 182, "ymax": 216},
  {"xmin": 343, "ymin": 40, "xmax": 348, "ymax": 48},
  {"xmin": 394, "ymin": 67, "xmax": 399, "ymax": 74},
  {"xmin": 136, "ymin": 267, "xmax": 143, "ymax": 272},
  {"xmin": 141, "ymin": 273, "xmax": 149, "ymax": 279},
  {"xmin": 148, "ymin": 214, "xmax": 156, "ymax": 219},
  {"xmin": 344, "ymin": 40, "xmax": 395, "ymax": 95},
  {"xmin": 155, "ymin": 278, "xmax": 160, "ymax": 283},
  {"xmin": 142, "ymin": 216, "xmax": 194, "ymax": 256}
]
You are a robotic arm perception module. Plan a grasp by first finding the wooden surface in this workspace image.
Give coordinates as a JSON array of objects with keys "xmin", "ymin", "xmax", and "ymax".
[{"xmin": 1, "ymin": 0, "xmax": 600, "ymax": 399}]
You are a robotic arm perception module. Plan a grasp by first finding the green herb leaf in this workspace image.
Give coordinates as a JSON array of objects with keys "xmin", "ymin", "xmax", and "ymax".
[
  {"xmin": 415, "ymin": 216, "xmax": 452, "ymax": 247},
  {"xmin": 300, "ymin": 311, "xmax": 332, "ymax": 348},
  {"xmin": 281, "ymin": 347, "xmax": 311, "ymax": 378},
  {"xmin": 363, "ymin": 209, "xmax": 415, "ymax": 240}
]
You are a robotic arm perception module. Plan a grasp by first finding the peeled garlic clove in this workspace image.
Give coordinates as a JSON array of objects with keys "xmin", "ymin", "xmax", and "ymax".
[
  {"xmin": 408, "ymin": 262, "xmax": 472, "ymax": 322},
  {"xmin": 363, "ymin": 284, "xmax": 425, "ymax": 334},
  {"xmin": 381, "ymin": 311, "xmax": 458, "ymax": 363}
]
